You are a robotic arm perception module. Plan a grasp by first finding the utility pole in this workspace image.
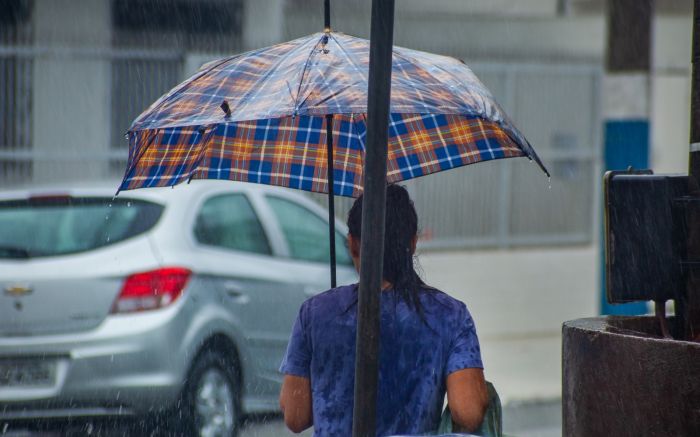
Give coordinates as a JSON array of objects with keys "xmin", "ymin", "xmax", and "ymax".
[
  {"xmin": 601, "ymin": 0, "xmax": 653, "ymax": 316},
  {"xmin": 352, "ymin": 1, "xmax": 395, "ymax": 436},
  {"xmin": 684, "ymin": 0, "xmax": 700, "ymax": 340}
]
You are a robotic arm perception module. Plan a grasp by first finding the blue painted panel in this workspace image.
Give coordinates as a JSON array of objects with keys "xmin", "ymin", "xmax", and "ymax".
[
  {"xmin": 600, "ymin": 120, "xmax": 650, "ymax": 316},
  {"xmin": 604, "ymin": 120, "xmax": 649, "ymax": 171}
]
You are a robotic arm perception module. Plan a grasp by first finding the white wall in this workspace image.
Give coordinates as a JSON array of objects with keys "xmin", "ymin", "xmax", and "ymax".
[
  {"xmin": 651, "ymin": 15, "xmax": 693, "ymax": 174},
  {"xmin": 419, "ymin": 246, "xmax": 598, "ymax": 401}
]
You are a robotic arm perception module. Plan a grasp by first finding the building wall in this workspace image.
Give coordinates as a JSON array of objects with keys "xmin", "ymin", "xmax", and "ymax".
[
  {"xmin": 420, "ymin": 246, "xmax": 597, "ymax": 401},
  {"xmin": 652, "ymin": 14, "xmax": 693, "ymax": 174},
  {"xmin": 31, "ymin": 0, "xmax": 112, "ymax": 184}
]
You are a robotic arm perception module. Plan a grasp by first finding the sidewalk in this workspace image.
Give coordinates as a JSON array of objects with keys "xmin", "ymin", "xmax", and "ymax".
[{"xmin": 237, "ymin": 400, "xmax": 562, "ymax": 437}]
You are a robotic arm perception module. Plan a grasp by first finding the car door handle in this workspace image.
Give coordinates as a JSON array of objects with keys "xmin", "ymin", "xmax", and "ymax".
[{"xmin": 224, "ymin": 282, "xmax": 250, "ymax": 304}]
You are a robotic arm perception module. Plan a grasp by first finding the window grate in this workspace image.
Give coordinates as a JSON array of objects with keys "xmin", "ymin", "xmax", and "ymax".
[
  {"xmin": 112, "ymin": 0, "xmax": 243, "ymax": 52},
  {"xmin": 0, "ymin": 0, "xmax": 33, "ymax": 186},
  {"xmin": 110, "ymin": 58, "xmax": 184, "ymax": 150}
]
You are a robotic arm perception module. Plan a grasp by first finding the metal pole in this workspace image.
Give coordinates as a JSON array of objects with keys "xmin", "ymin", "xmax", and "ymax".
[
  {"xmin": 326, "ymin": 114, "xmax": 337, "ymax": 288},
  {"xmin": 684, "ymin": 0, "xmax": 700, "ymax": 340},
  {"xmin": 690, "ymin": 0, "xmax": 700, "ymax": 175},
  {"xmin": 352, "ymin": 1, "xmax": 394, "ymax": 436}
]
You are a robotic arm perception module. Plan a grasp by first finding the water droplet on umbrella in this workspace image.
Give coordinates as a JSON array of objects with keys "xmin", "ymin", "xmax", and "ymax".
[
  {"xmin": 127, "ymin": 201, "xmax": 132, "ymax": 207},
  {"xmin": 548, "ymin": 176, "xmax": 552, "ymax": 190}
]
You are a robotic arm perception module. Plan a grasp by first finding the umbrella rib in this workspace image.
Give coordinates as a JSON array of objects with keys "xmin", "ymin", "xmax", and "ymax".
[
  {"xmin": 313, "ymin": 84, "xmax": 353, "ymax": 107},
  {"xmin": 392, "ymin": 50, "xmax": 473, "ymax": 115},
  {"xmin": 328, "ymin": 33, "xmax": 368, "ymax": 88},
  {"xmin": 391, "ymin": 51, "xmax": 549, "ymax": 176},
  {"xmin": 132, "ymin": 55, "xmax": 238, "ymax": 131},
  {"xmin": 186, "ymin": 125, "xmax": 218, "ymax": 184},
  {"xmin": 233, "ymin": 37, "xmax": 322, "ymax": 119},
  {"xmin": 291, "ymin": 34, "xmax": 326, "ymax": 114},
  {"xmin": 117, "ymin": 129, "xmax": 159, "ymax": 194}
]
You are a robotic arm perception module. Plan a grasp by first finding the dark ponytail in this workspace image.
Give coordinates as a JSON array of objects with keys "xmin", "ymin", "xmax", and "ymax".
[{"xmin": 346, "ymin": 184, "xmax": 429, "ymax": 315}]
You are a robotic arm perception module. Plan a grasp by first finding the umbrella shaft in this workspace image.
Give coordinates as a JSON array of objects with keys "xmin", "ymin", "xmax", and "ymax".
[
  {"xmin": 326, "ymin": 114, "xmax": 337, "ymax": 289},
  {"xmin": 324, "ymin": 0, "xmax": 331, "ymax": 30}
]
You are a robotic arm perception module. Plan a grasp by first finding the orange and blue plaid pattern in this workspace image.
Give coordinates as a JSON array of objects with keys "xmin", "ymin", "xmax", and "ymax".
[{"xmin": 119, "ymin": 32, "xmax": 546, "ymax": 196}]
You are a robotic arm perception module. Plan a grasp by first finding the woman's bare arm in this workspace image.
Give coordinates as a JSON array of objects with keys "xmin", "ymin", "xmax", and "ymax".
[
  {"xmin": 446, "ymin": 368, "xmax": 488, "ymax": 433},
  {"xmin": 279, "ymin": 375, "xmax": 313, "ymax": 433}
]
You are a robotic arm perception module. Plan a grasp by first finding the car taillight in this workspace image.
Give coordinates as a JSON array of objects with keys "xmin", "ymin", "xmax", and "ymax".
[{"xmin": 111, "ymin": 267, "xmax": 192, "ymax": 314}]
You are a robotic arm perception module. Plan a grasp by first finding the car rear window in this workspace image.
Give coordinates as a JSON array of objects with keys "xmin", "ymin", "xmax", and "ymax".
[{"xmin": 0, "ymin": 196, "xmax": 164, "ymax": 259}]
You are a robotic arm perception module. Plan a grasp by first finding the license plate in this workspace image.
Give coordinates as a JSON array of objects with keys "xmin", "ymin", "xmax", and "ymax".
[{"xmin": 0, "ymin": 359, "xmax": 56, "ymax": 387}]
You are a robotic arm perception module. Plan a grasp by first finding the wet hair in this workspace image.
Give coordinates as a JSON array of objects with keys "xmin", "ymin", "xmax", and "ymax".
[{"xmin": 347, "ymin": 184, "xmax": 429, "ymax": 315}]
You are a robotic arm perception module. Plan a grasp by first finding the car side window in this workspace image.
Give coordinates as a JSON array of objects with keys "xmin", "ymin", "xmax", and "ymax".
[
  {"xmin": 266, "ymin": 196, "xmax": 351, "ymax": 265},
  {"xmin": 194, "ymin": 193, "xmax": 271, "ymax": 255}
]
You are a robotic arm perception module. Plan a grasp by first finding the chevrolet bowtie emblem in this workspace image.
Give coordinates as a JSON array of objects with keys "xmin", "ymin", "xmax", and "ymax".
[{"xmin": 4, "ymin": 285, "xmax": 33, "ymax": 296}]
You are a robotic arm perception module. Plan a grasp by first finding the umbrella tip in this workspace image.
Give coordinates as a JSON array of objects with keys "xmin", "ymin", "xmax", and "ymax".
[{"xmin": 220, "ymin": 100, "xmax": 232, "ymax": 118}]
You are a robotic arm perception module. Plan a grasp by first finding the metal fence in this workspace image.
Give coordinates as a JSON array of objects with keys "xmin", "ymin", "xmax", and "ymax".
[{"xmin": 0, "ymin": 0, "xmax": 33, "ymax": 187}]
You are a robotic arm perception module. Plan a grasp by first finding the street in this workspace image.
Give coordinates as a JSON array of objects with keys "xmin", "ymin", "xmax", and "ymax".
[
  {"xmin": 2, "ymin": 415, "xmax": 311, "ymax": 437},
  {"xmin": 2, "ymin": 401, "xmax": 560, "ymax": 437}
]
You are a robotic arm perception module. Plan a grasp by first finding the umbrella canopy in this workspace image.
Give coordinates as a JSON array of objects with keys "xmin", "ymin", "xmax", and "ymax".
[{"xmin": 118, "ymin": 31, "xmax": 548, "ymax": 196}]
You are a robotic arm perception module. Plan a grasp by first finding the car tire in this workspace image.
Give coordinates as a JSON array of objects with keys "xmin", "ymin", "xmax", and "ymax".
[{"xmin": 179, "ymin": 348, "xmax": 241, "ymax": 437}]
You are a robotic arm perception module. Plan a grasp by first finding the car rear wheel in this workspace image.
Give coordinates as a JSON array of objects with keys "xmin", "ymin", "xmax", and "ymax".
[{"xmin": 182, "ymin": 349, "xmax": 240, "ymax": 437}]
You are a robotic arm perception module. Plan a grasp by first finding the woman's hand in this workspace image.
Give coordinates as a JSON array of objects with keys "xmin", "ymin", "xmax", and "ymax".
[
  {"xmin": 279, "ymin": 375, "xmax": 313, "ymax": 433},
  {"xmin": 446, "ymin": 368, "xmax": 488, "ymax": 433}
]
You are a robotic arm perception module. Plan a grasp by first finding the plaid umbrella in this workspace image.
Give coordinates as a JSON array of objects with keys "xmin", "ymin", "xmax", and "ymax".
[
  {"xmin": 119, "ymin": 32, "xmax": 547, "ymax": 195},
  {"xmin": 117, "ymin": 31, "xmax": 548, "ymax": 284}
]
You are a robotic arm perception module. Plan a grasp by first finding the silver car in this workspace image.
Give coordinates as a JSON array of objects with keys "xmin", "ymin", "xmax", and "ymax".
[{"xmin": 0, "ymin": 180, "xmax": 356, "ymax": 436}]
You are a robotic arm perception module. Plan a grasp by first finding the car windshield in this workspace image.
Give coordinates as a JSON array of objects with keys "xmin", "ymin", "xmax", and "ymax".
[{"xmin": 0, "ymin": 196, "xmax": 163, "ymax": 259}]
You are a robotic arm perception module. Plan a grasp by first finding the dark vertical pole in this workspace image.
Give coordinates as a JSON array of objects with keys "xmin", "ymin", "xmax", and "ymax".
[
  {"xmin": 326, "ymin": 114, "xmax": 337, "ymax": 288},
  {"xmin": 685, "ymin": 0, "xmax": 700, "ymax": 340},
  {"xmin": 352, "ymin": 1, "xmax": 394, "ymax": 436},
  {"xmin": 606, "ymin": 0, "xmax": 652, "ymax": 72},
  {"xmin": 690, "ymin": 0, "xmax": 700, "ymax": 176},
  {"xmin": 324, "ymin": 0, "xmax": 336, "ymax": 289}
]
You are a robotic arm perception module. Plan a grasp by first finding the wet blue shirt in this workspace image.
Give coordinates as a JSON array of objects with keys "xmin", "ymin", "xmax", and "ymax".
[{"xmin": 280, "ymin": 284, "xmax": 483, "ymax": 437}]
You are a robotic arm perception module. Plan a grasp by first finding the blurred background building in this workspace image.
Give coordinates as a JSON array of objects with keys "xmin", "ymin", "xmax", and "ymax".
[{"xmin": 0, "ymin": 0, "xmax": 693, "ymax": 422}]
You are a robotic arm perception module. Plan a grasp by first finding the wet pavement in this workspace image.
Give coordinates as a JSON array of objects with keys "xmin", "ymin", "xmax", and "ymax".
[{"xmin": 2, "ymin": 399, "xmax": 560, "ymax": 436}]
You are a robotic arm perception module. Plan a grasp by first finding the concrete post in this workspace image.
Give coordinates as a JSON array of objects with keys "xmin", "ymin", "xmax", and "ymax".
[
  {"xmin": 563, "ymin": 317, "xmax": 700, "ymax": 436},
  {"xmin": 32, "ymin": 0, "xmax": 112, "ymax": 184},
  {"xmin": 600, "ymin": 0, "xmax": 653, "ymax": 315}
]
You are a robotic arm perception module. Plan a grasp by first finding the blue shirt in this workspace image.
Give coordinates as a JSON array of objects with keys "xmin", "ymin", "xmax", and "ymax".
[{"xmin": 280, "ymin": 284, "xmax": 483, "ymax": 437}]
